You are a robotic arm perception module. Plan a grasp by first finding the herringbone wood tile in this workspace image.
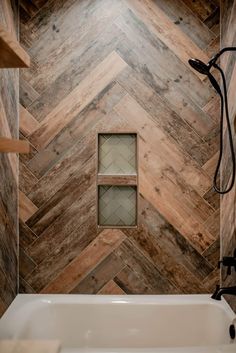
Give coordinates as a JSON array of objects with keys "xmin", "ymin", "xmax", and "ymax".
[{"xmin": 19, "ymin": 0, "xmax": 220, "ymax": 294}]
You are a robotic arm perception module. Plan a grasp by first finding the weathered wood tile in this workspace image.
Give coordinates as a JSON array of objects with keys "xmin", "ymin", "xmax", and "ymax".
[
  {"xmin": 19, "ymin": 190, "xmax": 38, "ymax": 222},
  {"xmin": 27, "ymin": 183, "xmax": 96, "ymax": 264},
  {"xmin": 117, "ymin": 66, "xmax": 215, "ymax": 140},
  {"xmin": 20, "ymin": 1, "xmax": 38, "ymax": 24},
  {"xmin": 204, "ymin": 209, "xmax": 220, "ymax": 238},
  {"xmin": 0, "ymin": 298, "xmax": 6, "ymax": 317},
  {"xmin": 19, "ymin": 277, "xmax": 36, "ymax": 294},
  {"xmin": 26, "ymin": 161, "xmax": 95, "ymax": 235},
  {"xmin": 20, "ymin": 104, "xmax": 39, "ymax": 136},
  {"xmin": 19, "ymin": 0, "xmax": 220, "ymax": 296},
  {"xmin": 114, "ymin": 94, "xmax": 212, "ymax": 196},
  {"xmin": 29, "ymin": 51, "xmax": 127, "ymax": 149},
  {"xmin": 26, "ymin": 214, "xmax": 99, "ymax": 292},
  {"xmin": 203, "ymin": 268, "xmax": 220, "ymax": 292},
  {"xmin": 21, "ymin": 0, "xmax": 125, "ymax": 92},
  {"xmin": 99, "ymin": 280, "xmax": 125, "ymax": 295},
  {"xmin": 114, "ymin": 265, "xmax": 154, "ymax": 294},
  {"xmin": 206, "ymin": 36, "xmax": 220, "ymax": 59},
  {"xmin": 27, "ymin": 25, "xmax": 125, "ymax": 122},
  {"xmin": 20, "ymin": 0, "xmax": 49, "ymax": 24},
  {"xmin": 20, "ymin": 76, "xmax": 39, "ymax": 108},
  {"xmin": 40, "ymin": 229, "xmax": 126, "ymax": 293},
  {"xmin": 124, "ymin": 195, "xmax": 214, "ymax": 290},
  {"xmin": 203, "ymin": 187, "xmax": 220, "ymax": 211},
  {"xmin": 124, "ymin": 0, "xmax": 210, "ymax": 80},
  {"xmin": 70, "ymin": 252, "xmax": 125, "ymax": 294},
  {"xmin": 0, "ymin": 0, "xmax": 18, "ymax": 315},
  {"xmin": 182, "ymin": 0, "xmax": 218, "ymax": 22},
  {"xmin": 19, "ymin": 220, "xmax": 38, "ymax": 251},
  {"xmin": 19, "ymin": 163, "xmax": 38, "ymax": 195},
  {"xmin": 0, "ymin": 198, "xmax": 17, "ymax": 288},
  {"xmin": 27, "ymin": 82, "xmax": 126, "ymax": 178},
  {"xmin": 114, "ymin": 238, "xmax": 179, "ymax": 294},
  {"xmin": 0, "ymin": 97, "xmax": 18, "ymax": 181},
  {"xmin": 19, "ymin": 132, "xmax": 38, "ymax": 165},
  {"xmin": 19, "ymin": 247, "xmax": 37, "ymax": 278},
  {"xmin": 204, "ymin": 7, "xmax": 220, "ymax": 35},
  {"xmin": 202, "ymin": 238, "xmax": 220, "ymax": 268},
  {"xmin": 28, "ymin": 111, "xmax": 126, "ymax": 207},
  {"xmin": 202, "ymin": 152, "xmax": 220, "ymax": 178},
  {"xmin": 149, "ymin": 0, "xmax": 216, "ymax": 49},
  {"xmin": 115, "ymin": 9, "xmax": 214, "ymax": 107},
  {"xmin": 0, "ymin": 266, "xmax": 16, "ymax": 307}
]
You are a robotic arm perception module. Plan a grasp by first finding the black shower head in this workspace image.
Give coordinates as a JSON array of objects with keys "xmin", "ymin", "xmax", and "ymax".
[
  {"xmin": 188, "ymin": 58, "xmax": 222, "ymax": 94},
  {"xmin": 188, "ymin": 58, "xmax": 210, "ymax": 75}
]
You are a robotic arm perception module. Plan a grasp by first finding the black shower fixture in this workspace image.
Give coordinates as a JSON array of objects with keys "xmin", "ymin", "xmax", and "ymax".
[{"xmin": 189, "ymin": 47, "xmax": 236, "ymax": 194}]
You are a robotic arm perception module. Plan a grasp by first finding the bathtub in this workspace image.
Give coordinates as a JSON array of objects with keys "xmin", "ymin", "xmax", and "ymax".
[{"xmin": 0, "ymin": 294, "xmax": 235, "ymax": 353}]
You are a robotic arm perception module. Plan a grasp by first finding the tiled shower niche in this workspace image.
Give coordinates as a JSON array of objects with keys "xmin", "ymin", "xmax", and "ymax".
[
  {"xmin": 98, "ymin": 134, "xmax": 137, "ymax": 175},
  {"xmin": 97, "ymin": 133, "xmax": 138, "ymax": 228},
  {"xmin": 98, "ymin": 185, "xmax": 137, "ymax": 226}
]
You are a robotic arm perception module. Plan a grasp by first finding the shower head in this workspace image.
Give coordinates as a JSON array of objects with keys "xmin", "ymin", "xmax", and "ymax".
[
  {"xmin": 188, "ymin": 58, "xmax": 221, "ymax": 94},
  {"xmin": 188, "ymin": 58, "xmax": 210, "ymax": 75}
]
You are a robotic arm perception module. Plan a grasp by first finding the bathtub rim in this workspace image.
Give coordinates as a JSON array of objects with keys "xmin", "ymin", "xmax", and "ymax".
[{"xmin": 1, "ymin": 293, "xmax": 235, "ymax": 320}]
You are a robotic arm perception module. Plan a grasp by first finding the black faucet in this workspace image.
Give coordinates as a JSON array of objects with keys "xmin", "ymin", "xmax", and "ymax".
[{"xmin": 211, "ymin": 284, "xmax": 236, "ymax": 300}]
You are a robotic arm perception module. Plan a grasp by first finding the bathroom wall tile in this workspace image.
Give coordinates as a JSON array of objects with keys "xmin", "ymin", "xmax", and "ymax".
[
  {"xmin": 0, "ymin": 1, "xmax": 19, "ymax": 317},
  {"xmin": 19, "ymin": 0, "xmax": 220, "ymax": 296}
]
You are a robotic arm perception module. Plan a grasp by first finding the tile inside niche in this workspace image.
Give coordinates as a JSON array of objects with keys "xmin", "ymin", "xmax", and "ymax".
[
  {"xmin": 98, "ymin": 134, "xmax": 137, "ymax": 175},
  {"xmin": 98, "ymin": 185, "xmax": 137, "ymax": 227}
]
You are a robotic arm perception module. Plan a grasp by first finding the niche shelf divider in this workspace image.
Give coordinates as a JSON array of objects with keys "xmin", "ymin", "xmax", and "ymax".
[
  {"xmin": 0, "ymin": 24, "xmax": 30, "ymax": 68},
  {"xmin": 97, "ymin": 132, "xmax": 138, "ymax": 229}
]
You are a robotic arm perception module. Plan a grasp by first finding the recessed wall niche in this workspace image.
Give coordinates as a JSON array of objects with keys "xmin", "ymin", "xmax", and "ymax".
[{"xmin": 97, "ymin": 133, "xmax": 138, "ymax": 228}]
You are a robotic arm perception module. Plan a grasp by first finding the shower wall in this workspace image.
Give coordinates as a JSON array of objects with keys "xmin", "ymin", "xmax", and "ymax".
[
  {"xmin": 221, "ymin": 0, "xmax": 236, "ymax": 312},
  {"xmin": 19, "ymin": 0, "xmax": 220, "ymax": 295},
  {"xmin": 0, "ymin": 0, "xmax": 19, "ymax": 317}
]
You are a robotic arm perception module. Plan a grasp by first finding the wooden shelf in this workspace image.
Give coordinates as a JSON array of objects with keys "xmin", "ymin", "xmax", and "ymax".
[
  {"xmin": 0, "ymin": 138, "xmax": 30, "ymax": 153},
  {"xmin": 97, "ymin": 174, "xmax": 137, "ymax": 185},
  {"xmin": 0, "ymin": 25, "xmax": 30, "ymax": 68}
]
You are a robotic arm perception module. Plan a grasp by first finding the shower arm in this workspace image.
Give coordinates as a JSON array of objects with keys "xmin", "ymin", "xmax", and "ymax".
[{"xmin": 208, "ymin": 47, "xmax": 236, "ymax": 68}]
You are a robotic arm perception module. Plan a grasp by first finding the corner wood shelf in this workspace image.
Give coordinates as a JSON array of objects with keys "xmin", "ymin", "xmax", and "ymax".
[
  {"xmin": 0, "ymin": 25, "xmax": 30, "ymax": 68},
  {"xmin": 0, "ymin": 138, "xmax": 30, "ymax": 153}
]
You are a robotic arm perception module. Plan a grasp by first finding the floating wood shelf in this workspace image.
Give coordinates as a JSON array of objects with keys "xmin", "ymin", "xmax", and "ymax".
[
  {"xmin": 0, "ymin": 138, "xmax": 30, "ymax": 153},
  {"xmin": 97, "ymin": 174, "xmax": 137, "ymax": 186},
  {"xmin": 0, "ymin": 25, "xmax": 30, "ymax": 68}
]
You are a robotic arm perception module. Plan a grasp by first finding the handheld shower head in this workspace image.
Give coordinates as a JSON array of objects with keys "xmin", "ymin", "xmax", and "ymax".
[
  {"xmin": 188, "ymin": 47, "xmax": 236, "ymax": 194},
  {"xmin": 188, "ymin": 58, "xmax": 221, "ymax": 94},
  {"xmin": 188, "ymin": 58, "xmax": 210, "ymax": 75}
]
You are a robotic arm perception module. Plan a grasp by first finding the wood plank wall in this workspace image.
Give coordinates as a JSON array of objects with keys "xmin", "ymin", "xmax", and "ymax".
[
  {"xmin": 0, "ymin": 0, "xmax": 19, "ymax": 317},
  {"xmin": 19, "ymin": 0, "xmax": 220, "ymax": 295},
  {"xmin": 221, "ymin": 0, "xmax": 236, "ymax": 312}
]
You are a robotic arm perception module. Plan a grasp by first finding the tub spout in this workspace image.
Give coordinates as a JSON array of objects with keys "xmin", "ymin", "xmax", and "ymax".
[{"xmin": 211, "ymin": 285, "xmax": 236, "ymax": 300}]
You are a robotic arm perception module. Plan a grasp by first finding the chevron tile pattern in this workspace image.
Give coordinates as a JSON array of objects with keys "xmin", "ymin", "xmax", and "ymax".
[{"xmin": 19, "ymin": 0, "xmax": 220, "ymax": 295}]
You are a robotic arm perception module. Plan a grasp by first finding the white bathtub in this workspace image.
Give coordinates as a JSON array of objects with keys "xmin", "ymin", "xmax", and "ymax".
[{"xmin": 0, "ymin": 294, "xmax": 235, "ymax": 353}]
